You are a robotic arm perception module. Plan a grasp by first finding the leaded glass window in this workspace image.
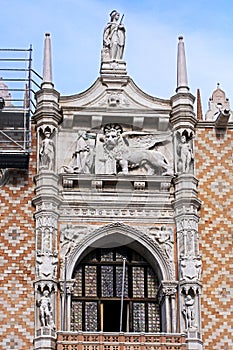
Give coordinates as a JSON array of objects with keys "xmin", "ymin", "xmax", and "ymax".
[{"xmin": 71, "ymin": 246, "xmax": 160, "ymax": 332}]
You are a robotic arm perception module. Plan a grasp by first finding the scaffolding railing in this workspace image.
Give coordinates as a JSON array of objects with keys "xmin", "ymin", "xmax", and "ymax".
[{"xmin": 0, "ymin": 47, "xmax": 42, "ymax": 168}]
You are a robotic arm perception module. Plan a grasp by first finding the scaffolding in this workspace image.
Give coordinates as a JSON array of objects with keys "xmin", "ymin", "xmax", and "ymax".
[{"xmin": 0, "ymin": 47, "xmax": 42, "ymax": 169}]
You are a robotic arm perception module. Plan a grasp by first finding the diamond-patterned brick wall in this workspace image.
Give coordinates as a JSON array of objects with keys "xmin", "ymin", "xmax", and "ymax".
[
  {"xmin": 0, "ymin": 127, "xmax": 36, "ymax": 349},
  {"xmin": 195, "ymin": 127, "xmax": 233, "ymax": 350}
]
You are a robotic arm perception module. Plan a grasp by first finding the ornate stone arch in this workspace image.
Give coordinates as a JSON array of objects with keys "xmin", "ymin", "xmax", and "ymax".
[
  {"xmin": 60, "ymin": 222, "xmax": 177, "ymax": 333},
  {"xmin": 66, "ymin": 222, "xmax": 175, "ymax": 282}
]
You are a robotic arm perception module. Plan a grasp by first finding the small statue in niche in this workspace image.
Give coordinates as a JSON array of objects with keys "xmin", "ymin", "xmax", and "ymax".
[
  {"xmin": 182, "ymin": 294, "xmax": 196, "ymax": 329},
  {"xmin": 39, "ymin": 129, "xmax": 55, "ymax": 171},
  {"xmin": 37, "ymin": 290, "xmax": 55, "ymax": 329},
  {"xmin": 176, "ymin": 131, "xmax": 194, "ymax": 173},
  {"xmin": 102, "ymin": 10, "xmax": 126, "ymax": 61}
]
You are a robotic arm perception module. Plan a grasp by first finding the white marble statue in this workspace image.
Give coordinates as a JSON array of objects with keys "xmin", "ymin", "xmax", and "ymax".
[
  {"xmin": 182, "ymin": 294, "xmax": 196, "ymax": 329},
  {"xmin": 176, "ymin": 132, "xmax": 194, "ymax": 173},
  {"xmin": 37, "ymin": 290, "xmax": 55, "ymax": 329},
  {"xmin": 39, "ymin": 130, "xmax": 55, "ymax": 171},
  {"xmin": 102, "ymin": 10, "xmax": 125, "ymax": 61}
]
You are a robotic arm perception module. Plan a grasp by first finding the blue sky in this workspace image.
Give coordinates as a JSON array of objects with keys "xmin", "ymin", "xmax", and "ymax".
[{"xmin": 1, "ymin": 0, "xmax": 233, "ymax": 114}]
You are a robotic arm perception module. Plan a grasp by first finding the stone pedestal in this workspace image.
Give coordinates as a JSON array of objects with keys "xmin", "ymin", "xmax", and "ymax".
[{"xmin": 34, "ymin": 328, "xmax": 56, "ymax": 350}]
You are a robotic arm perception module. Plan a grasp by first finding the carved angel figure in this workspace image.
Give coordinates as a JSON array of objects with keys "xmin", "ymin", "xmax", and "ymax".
[
  {"xmin": 60, "ymin": 224, "xmax": 88, "ymax": 257},
  {"xmin": 176, "ymin": 131, "xmax": 194, "ymax": 173},
  {"xmin": 95, "ymin": 123, "xmax": 173, "ymax": 176}
]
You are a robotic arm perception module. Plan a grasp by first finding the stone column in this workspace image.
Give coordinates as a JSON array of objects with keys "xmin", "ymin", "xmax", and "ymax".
[{"xmin": 158, "ymin": 282, "xmax": 177, "ymax": 333}]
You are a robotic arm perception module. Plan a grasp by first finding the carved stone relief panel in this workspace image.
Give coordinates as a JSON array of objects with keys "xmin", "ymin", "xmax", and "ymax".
[
  {"xmin": 148, "ymin": 226, "xmax": 174, "ymax": 261},
  {"xmin": 36, "ymin": 251, "xmax": 58, "ymax": 279},
  {"xmin": 61, "ymin": 123, "xmax": 173, "ymax": 177},
  {"xmin": 60, "ymin": 224, "xmax": 92, "ymax": 258}
]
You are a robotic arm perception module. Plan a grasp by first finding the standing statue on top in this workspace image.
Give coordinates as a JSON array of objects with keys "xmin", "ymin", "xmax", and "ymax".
[{"xmin": 102, "ymin": 10, "xmax": 125, "ymax": 61}]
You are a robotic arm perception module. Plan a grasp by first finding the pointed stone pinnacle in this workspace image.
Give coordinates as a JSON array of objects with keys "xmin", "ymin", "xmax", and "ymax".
[
  {"xmin": 176, "ymin": 36, "xmax": 189, "ymax": 93},
  {"xmin": 42, "ymin": 33, "xmax": 53, "ymax": 88}
]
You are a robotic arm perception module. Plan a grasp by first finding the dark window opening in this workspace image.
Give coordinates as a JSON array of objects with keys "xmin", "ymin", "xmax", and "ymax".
[{"xmin": 71, "ymin": 246, "xmax": 160, "ymax": 332}]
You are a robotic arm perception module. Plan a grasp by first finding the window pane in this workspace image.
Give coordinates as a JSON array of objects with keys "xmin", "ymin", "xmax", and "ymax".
[
  {"xmin": 101, "ymin": 265, "xmax": 113, "ymax": 297},
  {"xmin": 101, "ymin": 249, "xmax": 113, "ymax": 261},
  {"xmin": 115, "ymin": 247, "xmax": 128, "ymax": 261},
  {"xmin": 148, "ymin": 303, "xmax": 160, "ymax": 332},
  {"xmin": 147, "ymin": 267, "xmax": 158, "ymax": 298},
  {"xmin": 133, "ymin": 266, "xmax": 144, "ymax": 297},
  {"xmin": 73, "ymin": 266, "xmax": 82, "ymax": 297},
  {"xmin": 116, "ymin": 266, "xmax": 128, "ymax": 297},
  {"xmin": 133, "ymin": 303, "xmax": 145, "ymax": 332},
  {"xmin": 71, "ymin": 301, "xmax": 82, "ymax": 331},
  {"xmin": 85, "ymin": 266, "xmax": 97, "ymax": 296},
  {"xmin": 85, "ymin": 302, "xmax": 98, "ymax": 331}
]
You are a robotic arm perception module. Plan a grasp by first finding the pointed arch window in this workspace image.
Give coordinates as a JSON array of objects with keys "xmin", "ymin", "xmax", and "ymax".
[{"xmin": 71, "ymin": 246, "xmax": 160, "ymax": 332}]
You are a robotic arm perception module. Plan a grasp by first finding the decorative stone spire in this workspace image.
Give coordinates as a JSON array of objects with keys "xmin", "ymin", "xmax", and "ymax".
[
  {"xmin": 42, "ymin": 33, "xmax": 53, "ymax": 88},
  {"xmin": 196, "ymin": 89, "xmax": 203, "ymax": 120},
  {"xmin": 176, "ymin": 36, "xmax": 189, "ymax": 93}
]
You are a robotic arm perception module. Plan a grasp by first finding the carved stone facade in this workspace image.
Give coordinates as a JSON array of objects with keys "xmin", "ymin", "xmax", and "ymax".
[{"xmin": 0, "ymin": 10, "xmax": 232, "ymax": 350}]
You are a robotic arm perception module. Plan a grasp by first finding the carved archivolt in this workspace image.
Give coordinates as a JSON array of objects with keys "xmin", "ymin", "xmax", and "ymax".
[{"xmin": 62, "ymin": 222, "xmax": 175, "ymax": 281}]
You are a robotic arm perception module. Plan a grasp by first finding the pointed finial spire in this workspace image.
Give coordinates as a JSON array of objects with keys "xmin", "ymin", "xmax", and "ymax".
[
  {"xmin": 42, "ymin": 33, "xmax": 53, "ymax": 88},
  {"xmin": 176, "ymin": 36, "xmax": 189, "ymax": 93},
  {"xmin": 196, "ymin": 89, "xmax": 203, "ymax": 120}
]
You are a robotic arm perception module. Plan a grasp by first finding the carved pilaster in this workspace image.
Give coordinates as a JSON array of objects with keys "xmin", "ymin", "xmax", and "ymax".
[{"xmin": 172, "ymin": 172, "xmax": 202, "ymax": 348}]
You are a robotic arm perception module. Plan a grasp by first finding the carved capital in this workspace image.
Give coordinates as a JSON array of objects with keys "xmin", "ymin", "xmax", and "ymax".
[
  {"xmin": 59, "ymin": 280, "xmax": 75, "ymax": 295},
  {"xmin": 158, "ymin": 281, "xmax": 177, "ymax": 303}
]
